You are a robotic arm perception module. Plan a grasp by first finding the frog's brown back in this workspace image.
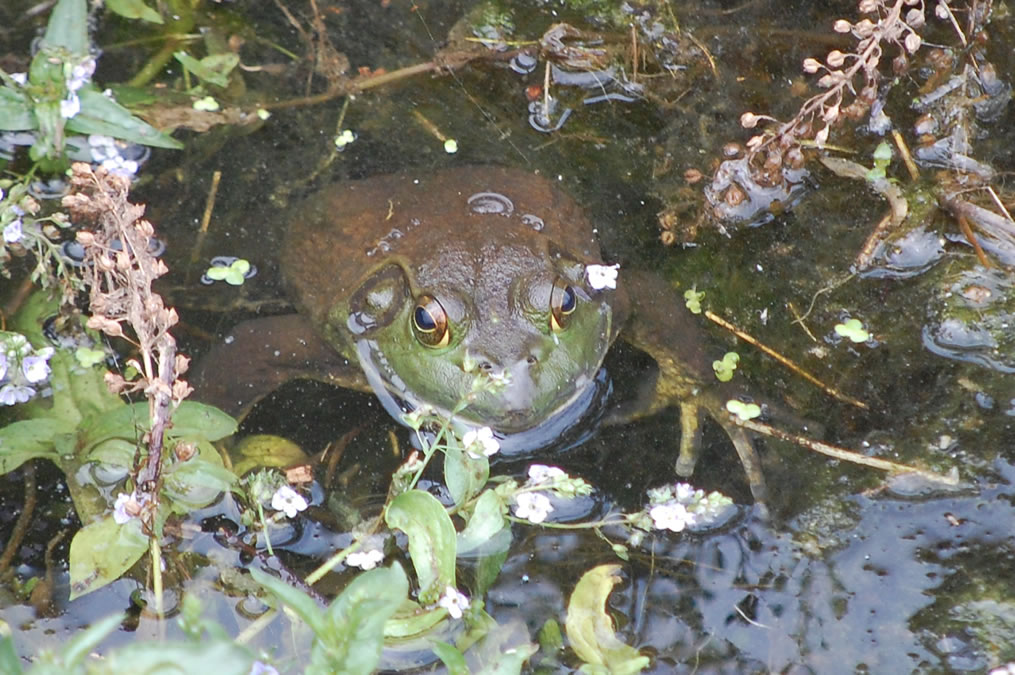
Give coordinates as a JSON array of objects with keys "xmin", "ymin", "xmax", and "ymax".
[{"xmin": 282, "ymin": 165, "xmax": 601, "ymax": 327}]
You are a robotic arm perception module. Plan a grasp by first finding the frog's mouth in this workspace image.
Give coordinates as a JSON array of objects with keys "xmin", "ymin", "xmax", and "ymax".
[{"xmin": 355, "ymin": 338, "xmax": 611, "ymax": 456}]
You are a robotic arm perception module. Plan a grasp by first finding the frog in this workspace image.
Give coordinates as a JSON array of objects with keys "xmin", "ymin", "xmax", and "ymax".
[{"xmin": 193, "ymin": 165, "xmax": 767, "ymax": 503}]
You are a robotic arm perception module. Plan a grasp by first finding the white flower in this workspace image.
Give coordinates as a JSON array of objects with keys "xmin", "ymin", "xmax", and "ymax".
[
  {"xmin": 586, "ymin": 263, "xmax": 619, "ymax": 290},
  {"xmin": 60, "ymin": 93, "xmax": 81, "ymax": 119},
  {"xmin": 101, "ymin": 155, "xmax": 139, "ymax": 178},
  {"xmin": 271, "ymin": 485, "xmax": 308, "ymax": 518},
  {"xmin": 437, "ymin": 586, "xmax": 471, "ymax": 619},
  {"xmin": 21, "ymin": 354, "xmax": 51, "ymax": 384},
  {"xmin": 346, "ymin": 548, "xmax": 384, "ymax": 570},
  {"xmin": 0, "ymin": 384, "xmax": 33, "ymax": 405},
  {"xmin": 3, "ymin": 219, "xmax": 22, "ymax": 243},
  {"xmin": 66, "ymin": 58, "xmax": 95, "ymax": 92},
  {"xmin": 649, "ymin": 502, "xmax": 696, "ymax": 533},
  {"xmin": 10, "ymin": 72, "xmax": 27, "ymax": 86},
  {"xmin": 462, "ymin": 426, "xmax": 500, "ymax": 459},
  {"xmin": 113, "ymin": 492, "xmax": 140, "ymax": 524},
  {"xmin": 88, "ymin": 134, "xmax": 117, "ymax": 161},
  {"xmin": 513, "ymin": 491, "xmax": 554, "ymax": 524},
  {"xmin": 674, "ymin": 483, "xmax": 697, "ymax": 503},
  {"xmin": 527, "ymin": 464, "xmax": 567, "ymax": 486}
]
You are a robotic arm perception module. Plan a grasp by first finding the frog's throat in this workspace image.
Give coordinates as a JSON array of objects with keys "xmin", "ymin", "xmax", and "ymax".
[{"xmin": 354, "ymin": 338, "xmax": 611, "ymax": 456}]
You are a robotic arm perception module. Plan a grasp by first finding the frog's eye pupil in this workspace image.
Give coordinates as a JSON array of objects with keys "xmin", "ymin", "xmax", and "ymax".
[
  {"xmin": 550, "ymin": 280, "xmax": 578, "ymax": 332},
  {"xmin": 412, "ymin": 295, "xmax": 450, "ymax": 347},
  {"xmin": 414, "ymin": 306, "xmax": 436, "ymax": 331},
  {"xmin": 560, "ymin": 285, "xmax": 577, "ymax": 314}
]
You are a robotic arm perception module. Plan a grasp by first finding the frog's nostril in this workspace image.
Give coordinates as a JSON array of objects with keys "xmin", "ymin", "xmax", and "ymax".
[
  {"xmin": 526, "ymin": 354, "xmax": 538, "ymax": 365},
  {"xmin": 480, "ymin": 361, "xmax": 494, "ymax": 372}
]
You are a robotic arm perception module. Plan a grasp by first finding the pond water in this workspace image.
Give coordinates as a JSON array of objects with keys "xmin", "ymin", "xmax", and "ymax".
[{"xmin": 2, "ymin": 0, "xmax": 1015, "ymax": 672}]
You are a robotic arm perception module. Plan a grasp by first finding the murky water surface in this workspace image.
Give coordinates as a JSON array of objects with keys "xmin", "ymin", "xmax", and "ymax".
[{"xmin": 2, "ymin": 0, "xmax": 1015, "ymax": 672}]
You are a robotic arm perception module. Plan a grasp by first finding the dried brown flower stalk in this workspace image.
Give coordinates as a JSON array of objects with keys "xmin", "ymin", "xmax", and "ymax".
[{"xmin": 61, "ymin": 163, "xmax": 191, "ymax": 514}]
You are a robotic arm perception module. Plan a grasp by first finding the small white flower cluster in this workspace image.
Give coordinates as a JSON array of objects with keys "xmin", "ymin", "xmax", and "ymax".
[
  {"xmin": 511, "ymin": 464, "xmax": 593, "ymax": 524},
  {"xmin": 645, "ymin": 483, "xmax": 734, "ymax": 533},
  {"xmin": 346, "ymin": 547, "xmax": 384, "ymax": 570},
  {"xmin": 1, "ymin": 188, "xmax": 26, "ymax": 245},
  {"xmin": 437, "ymin": 585, "xmax": 471, "ymax": 619},
  {"xmin": 271, "ymin": 485, "xmax": 309, "ymax": 518},
  {"xmin": 0, "ymin": 332, "xmax": 54, "ymax": 406},
  {"xmin": 586, "ymin": 263, "xmax": 619, "ymax": 290},
  {"xmin": 60, "ymin": 56, "xmax": 96, "ymax": 120},
  {"xmin": 990, "ymin": 664, "xmax": 1015, "ymax": 675},
  {"xmin": 88, "ymin": 135, "xmax": 139, "ymax": 178},
  {"xmin": 462, "ymin": 426, "xmax": 500, "ymax": 459}
]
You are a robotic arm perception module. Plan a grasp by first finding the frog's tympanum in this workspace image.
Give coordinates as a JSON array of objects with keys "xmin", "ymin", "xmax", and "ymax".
[{"xmin": 195, "ymin": 166, "xmax": 767, "ymax": 502}]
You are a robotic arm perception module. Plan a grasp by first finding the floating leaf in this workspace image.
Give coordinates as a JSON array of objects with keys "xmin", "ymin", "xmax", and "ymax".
[
  {"xmin": 565, "ymin": 564, "xmax": 649, "ymax": 674},
  {"xmin": 834, "ymin": 318, "xmax": 870, "ymax": 343},
  {"xmin": 683, "ymin": 288, "xmax": 704, "ymax": 314},
  {"xmin": 105, "ymin": 0, "xmax": 163, "ymax": 23},
  {"xmin": 174, "ymin": 52, "xmax": 238, "ymax": 88},
  {"xmin": 68, "ymin": 515, "xmax": 148, "ymax": 600},
  {"xmin": 725, "ymin": 399, "xmax": 762, "ymax": 421},
  {"xmin": 74, "ymin": 346, "xmax": 106, "ymax": 368},
  {"xmin": 386, "ymin": 490, "xmax": 457, "ymax": 601},
  {"xmin": 711, "ymin": 351, "xmax": 740, "ymax": 382}
]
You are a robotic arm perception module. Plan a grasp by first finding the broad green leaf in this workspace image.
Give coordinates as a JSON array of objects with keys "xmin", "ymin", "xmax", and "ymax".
[
  {"xmin": 314, "ymin": 564, "xmax": 409, "ymax": 675},
  {"xmin": 68, "ymin": 515, "xmax": 148, "ymax": 600},
  {"xmin": 0, "ymin": 87, "xmax": 35, "ymax": 131},
  {"xmin": 0, "ymin": 626, "xmax": 22, "ymax": 675},
  {"xmin": 249, "ymin": 567, "xmax": 327, "ymax": 637},
  {"xmin": 473, "ymin": 529, "xmax": 511, "ymax": 598},
  {"xmin": 99, "ymin": 639, "xmax": 254, "ymax": 674},
  {"xmin": 105, "ymin": 0, "xmax": 163, "ymax": 23},
  {"xmin": 174, "ymin": 51, "xmax": 239, "ymax": 88},
  {"xmin": 565, "ymin": 564, "xmax": 649, "ymax": 675},
  {"xmin": 67, "ymin": 87, "xmax": 183, "ymax": 149},
  {"xmin": 457, "ymin": 489, "xmax": 506, "ymax": 555},
  {"xmin": 385, "ymin": 490, "xmax": 457, "ymax": 601},
  {"xmin": 0, "ymin": 419, "xmax": 71, "ymax": 473},
  {"xmin": 42, "ymin": 0, "xmax": 88, "ymax": 54},
  {"xmin": 432, "ymin": 642, "xmax": 468, "ymax": 675},
  {"xmin": 383, "ymin": 598, "xmax": 448, "ymax": 639},
  {"xmin": 164, "ymin": 453, "xmax": 237, "ymax": 511},
  {"xmin": 168, "ymin": 401, "xmax": 238, "ymax": 441},
  {"xmin": 59, "ymin": 613, "xmax": 123, "ymax": 666},
  {"xmin": 444, "ymin": 445, "xmax": 489, "ymax": 507}
]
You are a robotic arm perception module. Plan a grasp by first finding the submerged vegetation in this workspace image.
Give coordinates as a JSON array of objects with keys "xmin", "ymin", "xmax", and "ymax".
[{"xmin": 0, "ymin": 0, "xmax": 1013, "ymax": 672}]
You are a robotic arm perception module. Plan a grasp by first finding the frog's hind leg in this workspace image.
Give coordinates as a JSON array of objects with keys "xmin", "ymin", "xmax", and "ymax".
[{"xmin": 710, "ymin": 405, "xmax": 768, "ymax": 506}]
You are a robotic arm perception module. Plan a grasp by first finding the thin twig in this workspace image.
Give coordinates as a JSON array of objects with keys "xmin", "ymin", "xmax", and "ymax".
[
  {"xmin": 0, "ymin": 462, "xmax": 37, "ymax": 575},
  {"xmin": 705, "ymin": 310, "xmax": 868, "ymax": 410}
]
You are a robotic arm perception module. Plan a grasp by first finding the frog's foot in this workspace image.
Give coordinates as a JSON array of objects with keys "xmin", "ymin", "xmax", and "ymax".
[
  {"xmin": 191, "ymin": 314, "xmax": 371, "ymax": 422},
  {"xmin": 676, "ymin": 396, "xmax": 768, "ymax": 506}
]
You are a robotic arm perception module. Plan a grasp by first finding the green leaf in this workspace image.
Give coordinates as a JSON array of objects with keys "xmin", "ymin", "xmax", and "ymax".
[
  {"xmin": 473, "ymin": 529, "xmax": 511, "ymax": 598},
  {"xmin": 249, "ymin": 567, "xmax": 327, "ymax": 636},
  {"xmin": 315, "ymin": 564, "xmax": 410, "ymax": 674},
  {"xmin": 167, "ymin": 401, "xmax": 238, "ymax": 441},
  {"xmin": 0, "ymin": 419, "xmax": 72, "ymax": 473},
  {"xmin": 164, "ymin": 452, "xmax": 237, "ymax": 511},
  {"xmin": 432, "ymin": 642, "xmax": 468, "ymax": 675},
  {"xmin": 67, "ymin": 86, "xmax": 183, "ymax": 149},
  {"xmin": 105, "ymin": 0, "xmax": 163, "ymax": 23},
  {"xmin": 100, "ymin": 639, "xmax": 254, "ymax": 674},
  {"xmin": 457, "ymin": 489, "xmax": 506, "ymax": 555},
  {"xmin": 173, "ymin": 52, "xmax": 238, "ymax": 88},
  {"xmin": 68, "ymin": 516, "xmax": 148, "ymax": 600},
  {"xmin": 385, "ymin": 490, "xmax": 457, "ymax": 602},
  {"xmin": 60, "ymin": 613, "xmax": 124, "ymax": 666},
  {"xmin": 445, "ymin": 444, "xmax": 490, "ymax": 507},
  {"xmin": 42, "ymin": 0, "xmax": 88, "ymax": 54},
  {"xmin": 0, "ymin": 626, "xmax": 23, "ymax": 675},
  {"xmin": 0, "ymin": 87, "xmax": 35, "ymax": 131},
  {"xmin": 565, "ymin": 564, "xmax": 649, "ymax": 675}
]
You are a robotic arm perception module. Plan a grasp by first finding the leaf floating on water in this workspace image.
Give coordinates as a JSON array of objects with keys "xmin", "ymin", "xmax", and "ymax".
[{"xmin": 565, "ymin": 564, "xmax": 650, "ymax": 674}]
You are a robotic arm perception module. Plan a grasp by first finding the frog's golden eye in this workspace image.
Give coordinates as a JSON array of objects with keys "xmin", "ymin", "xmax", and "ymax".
[
  {"xmin": 549, "ymin": 279, "xmax": 577, "ymax": 332},
  {"xmin": 412, "ymin": 294, "xmax": 451, "ymax": 347}
]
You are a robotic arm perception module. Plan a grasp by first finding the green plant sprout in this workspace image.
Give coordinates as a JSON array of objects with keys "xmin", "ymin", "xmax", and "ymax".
[
  {"xmin": 712, "ymin": 351, "xmax": 740, "ymax": 382},
  {"xmin": 835, "ymin": 317, "xmax": 871, "ymax": 343},
  {"xmin": 726, "ymin": 399, "xmax": 762, "ymax": 421},
  {"xmin": 684, "ymin": 288, "xmax": 705, "ymax": 314},
  {"xmin": 865, "ymin": 140, "xmax": 894, "ymax": 181}
]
